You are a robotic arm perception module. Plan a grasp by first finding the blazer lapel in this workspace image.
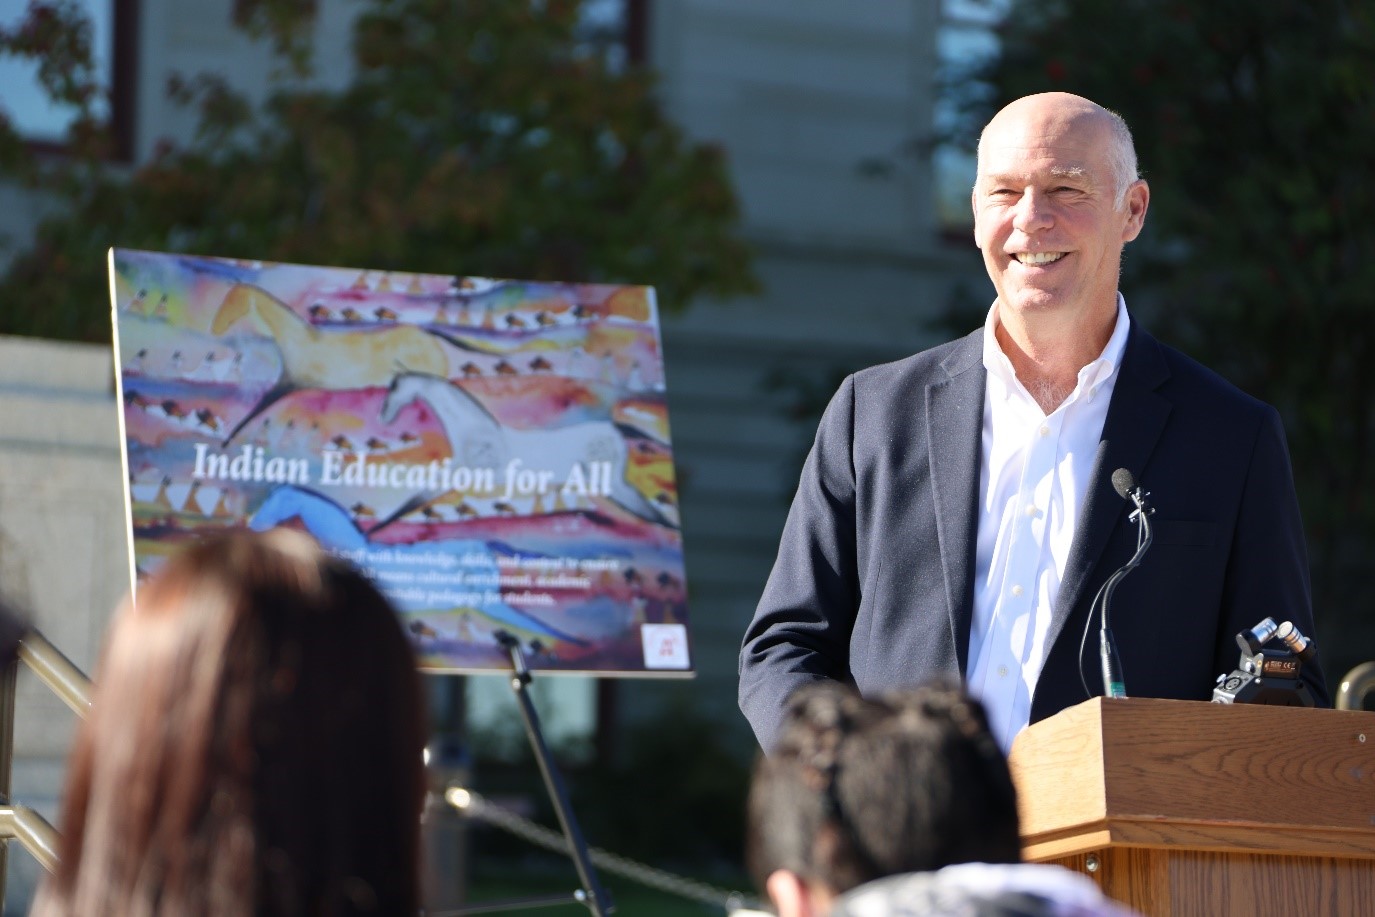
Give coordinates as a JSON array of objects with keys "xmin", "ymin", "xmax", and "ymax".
[
  {"xmin": 1045, "ymin": 324, "xmax": 1173, "ymax": 653},
  {"xmin": 926, "ymin": 330, "xmax": 986, "ymax": 675}
]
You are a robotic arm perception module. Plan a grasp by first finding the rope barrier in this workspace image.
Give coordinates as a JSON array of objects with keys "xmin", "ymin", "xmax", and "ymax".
[{"xmin": 442, "ymin": 787, "xmax": 760, "ymax": 913}]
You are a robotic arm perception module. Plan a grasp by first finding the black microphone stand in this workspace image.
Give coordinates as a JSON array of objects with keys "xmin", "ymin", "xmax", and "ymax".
[{"xmin": 1095, "ymin": 485, "xmax": 1153, "ymax": 699}]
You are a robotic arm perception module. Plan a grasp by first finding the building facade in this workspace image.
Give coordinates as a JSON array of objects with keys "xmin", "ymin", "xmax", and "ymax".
[{"xmin": 0, "ymin": 0, "xmax": 987, "ymax": 903}]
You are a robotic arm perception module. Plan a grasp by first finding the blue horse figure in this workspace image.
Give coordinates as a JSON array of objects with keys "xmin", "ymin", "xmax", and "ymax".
[{"xmin": 248, "ymin": 484, "xmax": 369, "ymax": 549}]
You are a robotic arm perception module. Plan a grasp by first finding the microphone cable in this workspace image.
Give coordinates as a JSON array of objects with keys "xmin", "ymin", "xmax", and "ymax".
[{"xmin": 1077, "ymin": 468, "xmax": 1154, "ymax": 700}]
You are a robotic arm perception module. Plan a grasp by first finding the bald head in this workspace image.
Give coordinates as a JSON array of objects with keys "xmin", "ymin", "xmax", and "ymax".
[
  {"xmin": 977, "ymin": 93, "xmax": 1139, "ymax": 209},
  {"xmin": 969, "ymin": 91, "xmax": 1150, "ymax": 369}
]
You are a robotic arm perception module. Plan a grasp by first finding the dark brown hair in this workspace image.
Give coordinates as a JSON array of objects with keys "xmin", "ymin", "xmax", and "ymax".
[
  {"xmin": 34, "ymin": 528, "xmax": 426, "ymax": 916},
  {"xmin": 746, "ymin": 681, "xmax": 1021, "ymax": 896}
]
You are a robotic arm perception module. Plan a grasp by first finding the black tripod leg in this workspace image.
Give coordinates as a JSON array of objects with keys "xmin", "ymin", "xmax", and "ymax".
[{"xmin": 496, "ymin": 631, "xmax": 613, "ymax": 916}]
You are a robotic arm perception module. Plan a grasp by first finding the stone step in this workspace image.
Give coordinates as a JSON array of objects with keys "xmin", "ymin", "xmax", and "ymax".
[
  {"xmin": 0, "ymin": 334, "xmax": 114, "ymax": 393},
  {"xmin": 0, "ymin": 336, "xmax": 120, "ymax": 453},
  {"xmin": 0, "ymin": 387, "xmax": 120, "ymax": 453}
]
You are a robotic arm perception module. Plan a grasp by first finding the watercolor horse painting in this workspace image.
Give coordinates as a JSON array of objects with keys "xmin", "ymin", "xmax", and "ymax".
[{"xmin": 111, "ymin": 248, "xmax": 691, "ymax": 675}]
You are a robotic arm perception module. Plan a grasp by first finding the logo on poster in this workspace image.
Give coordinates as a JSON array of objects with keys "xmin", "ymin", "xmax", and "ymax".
[{"xmin": 640, "ymin": 623, "xmax": 690, "ymax": 670}]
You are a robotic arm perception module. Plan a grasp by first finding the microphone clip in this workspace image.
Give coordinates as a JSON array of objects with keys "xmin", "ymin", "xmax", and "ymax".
[{"xmin": 1126, "ymin": 486, "xmax": 1155, "ymax": 524}]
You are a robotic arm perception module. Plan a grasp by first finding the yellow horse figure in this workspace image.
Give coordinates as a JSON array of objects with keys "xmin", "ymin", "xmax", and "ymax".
[{"xmin": 210, "ymin": 283, "xmax": 482, "ymax": 443}]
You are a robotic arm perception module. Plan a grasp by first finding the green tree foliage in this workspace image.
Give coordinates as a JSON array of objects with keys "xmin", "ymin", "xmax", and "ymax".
[
  {"xmin": 0, "ymin": 0, "xmax": 757, "ymax": 342},
  {"xmin": 962, "ymin": 0, "xmax": 1375, "ymax": 676}
]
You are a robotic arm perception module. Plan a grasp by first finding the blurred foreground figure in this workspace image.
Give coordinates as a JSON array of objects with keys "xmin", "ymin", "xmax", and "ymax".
[
  {"xmin": 747, "ymin": 682, "xmax": 1137, "ymax": 917},
  {"xmin": 32, "ymin": 528, "xmax": 426, "ymax": 916}
]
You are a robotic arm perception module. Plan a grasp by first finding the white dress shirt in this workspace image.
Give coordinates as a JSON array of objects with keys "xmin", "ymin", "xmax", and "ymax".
[{"xmin": 967, "ymin": 296, "xmax": 1131, "ymax": 751}]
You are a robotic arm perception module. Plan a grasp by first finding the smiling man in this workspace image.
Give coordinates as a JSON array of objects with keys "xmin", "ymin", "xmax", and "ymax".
[{"xmin": 739, "ymin": 92, "xmax": 1328, "ymax": 753}]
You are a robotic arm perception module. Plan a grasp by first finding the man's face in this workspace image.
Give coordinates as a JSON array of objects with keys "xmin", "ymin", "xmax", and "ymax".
[{"xmin": 972, "ymin": 98, "xmax": 1146, "ymax": 327}]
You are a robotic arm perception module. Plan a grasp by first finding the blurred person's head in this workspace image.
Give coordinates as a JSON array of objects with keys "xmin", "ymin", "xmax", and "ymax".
[
  {"xmin": 747, "ymin": 682, "xmax": 1020, "ymax": 917},
  {"xmin": 34, "ymin": 528, "xmax": 426, "ymax": 916},
  {"xmin": 830, "ymin": 861, "xmax": 1144, "ymax": 917}
]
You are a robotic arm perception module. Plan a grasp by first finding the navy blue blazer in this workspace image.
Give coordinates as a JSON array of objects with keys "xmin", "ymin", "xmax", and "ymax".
[{"xmin": 739, "ymin": 322, "xmax": 1329, "ymax": 751}]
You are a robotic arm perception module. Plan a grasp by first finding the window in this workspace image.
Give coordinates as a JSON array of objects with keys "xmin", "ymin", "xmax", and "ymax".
[
  {"xmin": 0, "ymin": 0, "xmax": 136, "ymax": 158},
  {"xmin": 573, "ymin": 0, "xmax": 647, "ymax": 70},
  {"xmin": 934, "ymin": 0, "xmax": 1008, "ymax": 229}
]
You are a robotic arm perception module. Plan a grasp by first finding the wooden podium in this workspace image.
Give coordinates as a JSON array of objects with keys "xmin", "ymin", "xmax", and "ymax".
[{"xmin": 1007, "ymin": 698, "xmax": 1375, "ymax": 916}]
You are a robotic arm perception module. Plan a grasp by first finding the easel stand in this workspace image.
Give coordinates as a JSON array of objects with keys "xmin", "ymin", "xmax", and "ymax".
[{"xmin": 434, "ymin": 631, "xmax": 614, "ymax": 916}]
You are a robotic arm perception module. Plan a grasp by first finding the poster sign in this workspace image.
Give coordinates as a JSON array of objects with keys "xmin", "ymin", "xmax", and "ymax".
[{"xmin": 109, "ymin": 248, "xmax": 691, "ymax": 675}]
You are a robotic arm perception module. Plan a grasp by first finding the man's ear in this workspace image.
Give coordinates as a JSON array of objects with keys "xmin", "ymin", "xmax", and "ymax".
[
  {"xmin": 971, "ymin": 187, "xmax": 981, "ymax": 246},
  {"xmin": 1121, "ymin": 178, "xmax": 1150, "ymax": 242},
  {"xmin": 766, "ymin": 869, "xmax": 816, "ymax": 917}
]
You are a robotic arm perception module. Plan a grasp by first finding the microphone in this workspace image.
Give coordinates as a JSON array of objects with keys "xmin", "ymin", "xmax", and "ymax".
[
  {"xmin": 1088, "ymin": 468, "xmax": 1155, "ymax": 700},
  {"xmin": 1112, "ymin": 468, "xmax": 1154, "ymax": 526},
  {"xmin": 1110, "ymin": 467, "xmax": 1137, "ymax": 501},
  {"xmin": 1273, "ymin": 620, "xmax": 1316, "ymax": 663}
]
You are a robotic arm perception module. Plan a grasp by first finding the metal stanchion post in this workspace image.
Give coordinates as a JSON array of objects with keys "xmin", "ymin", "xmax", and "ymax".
[
  {"xmin": 0, "ymin": 659, "xmax": 19, "ymax": 905},
  {"xmin": 424, "ymin": 732, "xmax": 472, "ymax": 910}
]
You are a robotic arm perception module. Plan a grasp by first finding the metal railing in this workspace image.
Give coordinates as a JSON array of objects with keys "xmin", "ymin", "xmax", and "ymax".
[
  {"xmin": 1337, "ymin": 661, "xmax": 1375, "ymax": 711},
  {"xmin": 0, "ymin": 806, "xmax": 60, "ymax": 873},
  {"xmin": 0, "ymin": 629, "xmax": 92, "ymax": 896},
  {"xmin": 17, "ymin": 631, "xmax": 94, "ymax": 718},
  {"xmin": 440, "ymin": 786, "xmax": 759, "ymax": 914}
]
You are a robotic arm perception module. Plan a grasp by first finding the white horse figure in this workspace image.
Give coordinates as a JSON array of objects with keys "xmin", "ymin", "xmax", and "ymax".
[
  {"xmin": 380, "ymin": 372, "xmax": 670, "ymax": 526},
  {"xmin": 210, "ymin": 283, "xmax": 490, "ymax": 444}
]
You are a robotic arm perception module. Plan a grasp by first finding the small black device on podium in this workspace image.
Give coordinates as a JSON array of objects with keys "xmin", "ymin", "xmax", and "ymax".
[{"xmin": 1212, "ymin": 616, "xmax": 1318, "ymax": 707}]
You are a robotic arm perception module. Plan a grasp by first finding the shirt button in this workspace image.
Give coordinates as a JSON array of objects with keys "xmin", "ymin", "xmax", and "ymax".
[
  {"xmin": 1024, "ymin": 504, "xmax": 1037, "ymax": 518},
  {"xmin": 1011, "ymin": 584, "xmax": 1024, "ymax": 597},
  {"xmin": 1039, "ymin": 425, "xmax": 1050, "ymax": 437},
  {"xmin": 998, "ymin": 665, "xmax": 1009, "ymax": 677}
]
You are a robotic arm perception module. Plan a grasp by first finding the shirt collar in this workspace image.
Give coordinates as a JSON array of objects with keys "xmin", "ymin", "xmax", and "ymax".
[{"xmin": 981, "ymin": 294, "xmax": 1132, "ymax": 394}]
